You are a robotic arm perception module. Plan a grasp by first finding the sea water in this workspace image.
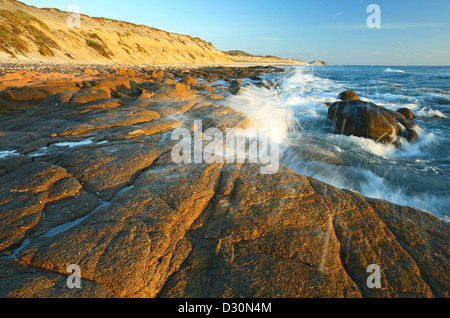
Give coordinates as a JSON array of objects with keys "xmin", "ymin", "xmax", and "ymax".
[{"xmin": 227, "ymin": 65, "xmax": 450, "ymax": 220}]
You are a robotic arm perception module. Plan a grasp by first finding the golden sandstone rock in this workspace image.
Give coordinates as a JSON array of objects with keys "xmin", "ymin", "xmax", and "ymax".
[{"xmin": 0, "ymin": 66, "xmax": 448, "ymax": 299}]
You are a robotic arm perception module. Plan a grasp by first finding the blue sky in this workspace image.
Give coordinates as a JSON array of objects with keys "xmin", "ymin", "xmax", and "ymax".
[{"xmin": 21, "ymin": 0, "xmax": 450, "ymax": 65}]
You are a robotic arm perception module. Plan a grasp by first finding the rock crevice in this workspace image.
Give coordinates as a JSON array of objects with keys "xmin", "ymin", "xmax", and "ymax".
[{"xmin": 0, "ymin": 67, "xmax": 448, "ymax": 298}]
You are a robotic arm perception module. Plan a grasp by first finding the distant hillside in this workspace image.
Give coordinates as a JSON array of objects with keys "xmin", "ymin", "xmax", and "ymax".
[
  {"xmin": 0, "ymin": 0, "xmax": 322, "ymax": 66},
  {"xmin": 309, "ymin": 60, "xmax": 327, "ymax": 65},
  {"xmin": 226, "ymin": 50, "xmax": 255, "ymax": 57},
  {"xmin": 225, "ymin": 50, "xmax": 308, "ymax": 65}
]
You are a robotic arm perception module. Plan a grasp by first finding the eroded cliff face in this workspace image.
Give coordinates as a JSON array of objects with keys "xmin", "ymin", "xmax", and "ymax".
[
  {"xmin": 0, "ymin": 66, "xmax": 448, "ymax": 298},
  {"xmin": 0, "ymin": 0, "xmax": 233, "ymax": 64},
  {"xmin": 0, "ymin": 0, "xmax": 308, "ymax": 66}
]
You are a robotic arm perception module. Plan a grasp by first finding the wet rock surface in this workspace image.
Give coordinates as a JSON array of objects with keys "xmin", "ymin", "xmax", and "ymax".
[
  {"xmin": 327, "ymin": 91, "xmax": 422, "ymax": 144},
  {"xmin": 0, "ymin": 66, "xmax": 448, "ymax": 298}
]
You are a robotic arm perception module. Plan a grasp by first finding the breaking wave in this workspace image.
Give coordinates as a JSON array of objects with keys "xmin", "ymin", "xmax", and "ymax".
[{"xmin": 226, "ymin": 65, "xmax": 450, "ymax": 220}]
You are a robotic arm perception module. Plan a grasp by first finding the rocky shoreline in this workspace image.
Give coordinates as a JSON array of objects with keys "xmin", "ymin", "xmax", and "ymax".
[{"xmin": 0, "ymin": 65, "xmax": 448, "ymax": 298}]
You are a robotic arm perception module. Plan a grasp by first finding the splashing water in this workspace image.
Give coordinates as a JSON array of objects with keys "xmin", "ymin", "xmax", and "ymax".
[
  {"xmin": 226, "ymin": 65, "xmax": 450, "ymax": 220},
  {"xmin": 226, "ymin": 82, "xmax": 300, "ymax": 144}
]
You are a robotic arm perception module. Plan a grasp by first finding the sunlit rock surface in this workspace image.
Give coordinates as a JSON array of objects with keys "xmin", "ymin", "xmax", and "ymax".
[{"xmin": 0, "ymin": 67, "xmax": 448, "ymax": 298}]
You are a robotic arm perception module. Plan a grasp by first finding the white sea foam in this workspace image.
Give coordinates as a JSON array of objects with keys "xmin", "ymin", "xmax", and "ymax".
[
  {"xmin": 399, "ymin": 103, "xmax": 420, "ymax": 110},
  {"xmin": 384, "ymin": 68, "xmax": 406, "ymax": 73},
  {"xmin": 340, "ymin": 135, "xmax": 397, "ymax": 158},
  {"xmin": 415, "ymin": 107, "xmax": 447, "ymax": 118},
  {"xmin": 226, "ymin": 83, "xmax": 299, "ymax": 144},
  {"xmin": 392, "ymin": 130, "xmax": 442, "ymax": 159},
  {"xmin": 364, "ymin": 186, "xmax": 450, "ymax": 222},
  {"xmin": 226, "ymin": 66, "xmax": 449, "ymax": 219}
]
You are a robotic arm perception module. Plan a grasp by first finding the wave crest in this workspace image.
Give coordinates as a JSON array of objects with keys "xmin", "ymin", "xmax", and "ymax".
[{"xmin": 384, "ymin": 68, "xmax": 406, "ymax": 73}]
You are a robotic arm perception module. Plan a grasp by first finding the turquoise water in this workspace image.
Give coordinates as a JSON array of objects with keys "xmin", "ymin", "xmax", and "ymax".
[{"xmin": 228, "ymin": 65, "xmax": 450, "ymax": 220}]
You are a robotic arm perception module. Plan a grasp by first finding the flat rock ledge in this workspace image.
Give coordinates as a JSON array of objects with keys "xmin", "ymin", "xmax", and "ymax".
[{"xmin": 0, "ymin": 66, "xmax": 448, "ymax": 298}]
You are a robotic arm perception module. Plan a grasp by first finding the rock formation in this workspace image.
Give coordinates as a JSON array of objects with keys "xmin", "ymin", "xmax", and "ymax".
[
  {"xmin": 309, "ymin": 60, "xmax": 328, "ymax": 66},
  {"xmin": 327, "ymin": 91, "xmax": 421, "ymax": 144},
  {"xmin": 397, "ymin": 107, "xmax": 416, "ymax": 120},
  {"xmin": 228, "ymin": 80, "xmax": 243, "ymax": 95},
  {"xmin": 0, "ymin": 68, "xmax": 448, "ymax": 298}
]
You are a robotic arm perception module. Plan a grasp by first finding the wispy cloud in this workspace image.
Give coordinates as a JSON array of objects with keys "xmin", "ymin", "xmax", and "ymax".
[{"xmin": 257, "ymin": 37, "xmax": 284, "ymax": 41}]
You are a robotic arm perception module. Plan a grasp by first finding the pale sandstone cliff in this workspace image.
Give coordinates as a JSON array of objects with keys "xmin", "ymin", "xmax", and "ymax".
[
  {"xmin": 0, "ymin": 0, "xmax": 231, "ymax": 64},
  {"xmin": 0, "ymin": 0, "xmax": 309, "ymax": 65}
]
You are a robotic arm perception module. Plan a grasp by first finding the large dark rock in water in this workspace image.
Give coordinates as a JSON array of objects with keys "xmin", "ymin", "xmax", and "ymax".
[{"xmin": 327, "ymin": 94, "xmax": 420, "ymax": 144}]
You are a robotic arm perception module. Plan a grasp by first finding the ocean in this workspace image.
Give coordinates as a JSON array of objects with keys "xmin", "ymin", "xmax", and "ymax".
[{"xmin": 226, "ymin": 65, "xmax": 450, "ymax": 220}]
